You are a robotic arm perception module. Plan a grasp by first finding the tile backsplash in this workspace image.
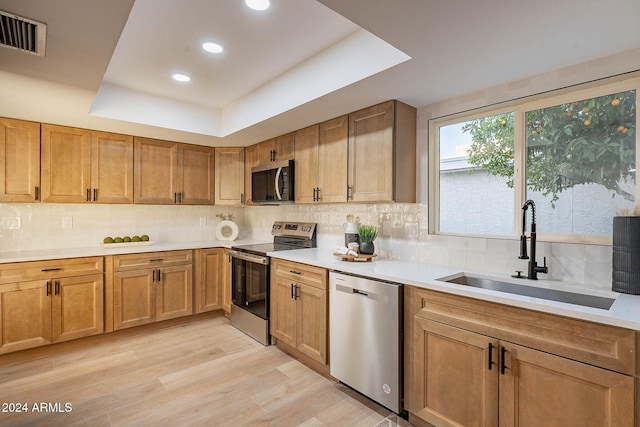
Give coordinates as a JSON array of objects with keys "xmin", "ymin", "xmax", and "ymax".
[{"xmin": 0, "ymin": 202, "xmax": 613, "ymax": 292}]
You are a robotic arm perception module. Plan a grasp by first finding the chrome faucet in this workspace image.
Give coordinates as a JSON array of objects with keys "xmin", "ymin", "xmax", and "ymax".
[{"xmin": 516, "ymin": 200, "xmax": 548, "ymax": 280}]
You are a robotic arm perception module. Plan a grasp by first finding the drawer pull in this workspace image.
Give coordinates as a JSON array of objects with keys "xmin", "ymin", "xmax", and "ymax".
[
  {"xmin": 488, "ymin": 343, "xmax": 494, "ymax": 370},
  {"xmin": 41, "ymin": 268, "xmax": 62, "ymax": 272},
  {"xmin": 149, "ymin": 258, "xmax": 164, "ymax": 262},
  {"xmin": 289, "ymin": 270, "xmax": 301, "ymax": 275}
]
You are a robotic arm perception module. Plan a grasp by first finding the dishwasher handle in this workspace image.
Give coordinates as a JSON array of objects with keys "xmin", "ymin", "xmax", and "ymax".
[{"xmin": 353, "ymin": 288, "xmax": 369, "ymax": 297}]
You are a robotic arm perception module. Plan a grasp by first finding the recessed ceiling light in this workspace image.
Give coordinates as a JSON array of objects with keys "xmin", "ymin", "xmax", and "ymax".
[
  {"xmin": 203, "ymin": 42, "xmax": 224, "ymax": 54},
  {"xmin": 245, "ymin": 0, "xmax": 270, "ymax": 11},
  {"xmin": 172, "ymin": 73, "xmax": 191, "ymax": 82}
]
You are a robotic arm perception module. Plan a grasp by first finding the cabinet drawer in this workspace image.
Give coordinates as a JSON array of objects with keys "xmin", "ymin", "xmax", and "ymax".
[
  {"xmin": 0, "ymin": 257, "xmax": 103, "ymax": 284},
  {"xmin": 413, "ymin": 288, "xmax": 636, "ymax": 375},
  {"xmin": 113, "ymin": 250, "xmax": 192, "ymax": 271},
  {"xmin": 272, "ymin": 259, "xmax": 327, "ymax": 290}
]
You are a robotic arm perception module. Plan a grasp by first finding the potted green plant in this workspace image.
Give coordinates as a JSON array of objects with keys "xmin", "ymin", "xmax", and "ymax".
[
  {"xmin": 357, "ymin": 224, "xmax": 378, "ymax": 255},
  {"xmin": 613, "ymin": 205, "xmax": 640, "ymax": 294}
]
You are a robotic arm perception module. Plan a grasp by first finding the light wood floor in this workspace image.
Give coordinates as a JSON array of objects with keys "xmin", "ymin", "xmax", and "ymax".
[{"xmin": 0, "ymin": 315, "xmax": 410, "ymax": 426}]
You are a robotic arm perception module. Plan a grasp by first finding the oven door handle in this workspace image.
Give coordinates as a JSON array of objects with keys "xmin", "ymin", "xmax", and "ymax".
[{"xmin": 230, "ymin": 250, "xmax": 269, "ymax": 265}]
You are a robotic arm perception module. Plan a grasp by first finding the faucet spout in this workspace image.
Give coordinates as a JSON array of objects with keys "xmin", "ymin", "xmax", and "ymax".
[{"xmin": 519, "ymin": 200, "xmax": 548, "ymax": 280}]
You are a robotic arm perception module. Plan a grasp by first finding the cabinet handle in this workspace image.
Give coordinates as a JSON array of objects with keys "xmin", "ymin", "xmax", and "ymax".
[
  {"xmin": 152, "ymin": 269, "xmax": 156, "ymax": 282},
  {"xmin": 312, "ymin": 187, "xmax": 317, "ymax": 201},
  {"xmin": 488, "ymin": 343, "xmax": 494, "ymax": 370},
  {"xmin": 150, "ymin": 258, "xmax": 164, "ymax": 262},
  {"xmin": 179, "ymin": 192, "xmax": 183, "ymax": 203},
  {"xmin": 93, "ymin": 188, "xmax": 97, "ymax": 202},
  {"xmin": 240, "ymin": 193, "xmax": 245, "ymax": 204},
  {"xmin": 156, "ymin": 269, "xmax": 161, "ymax": 282},
  {"xmin": 500, "ymin": 346, "xmax": 507, "ymax": 375},
  {"xmin": 41, "ymin": 267, "xmax": 62, "ymax": 272},
  {"xmin": 289, "ymin": 270, "xmax": 301, "ymax": 275},
  {"xmin": 46, "ymin": 281, "xmax": 51, "ymax": 296},
  {"xmin": 86, "ymin": 188, "xmax": 91, "ymax": 202},
  {"xmin": 55, "ymin": 280, "xmax": 60, "ymax": 295},
  {"xmin": 35, "ymin": 186, "xmax": 39, "ymax": 201},
  {"xmin": 290, "ymin": 283, "xmax": 294, "ymax": 299},
  {"xmin": 174, "ymin": 192, "xmax": 177, "ymax": 204},
  {"xmin": 316, "ymin": 187, "xmax": 321, "ymax": 202},
  {"xmin": 294, "ymin": 284, "xmax": 300, "ymax": 300},
  {"xmin": 347, "ymin": 185, "xmax": 353, "ymax": 200}
]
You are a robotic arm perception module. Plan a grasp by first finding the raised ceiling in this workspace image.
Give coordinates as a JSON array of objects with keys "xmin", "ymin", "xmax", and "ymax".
[{"xmin": 0, "ymin": 0, "xmax": 639, "ymax": 146}]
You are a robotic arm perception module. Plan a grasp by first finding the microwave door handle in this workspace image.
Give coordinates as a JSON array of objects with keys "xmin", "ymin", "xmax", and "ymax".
[{"xmin": 275, "ymin": 167, "xmax": 283, "ymax": 200}]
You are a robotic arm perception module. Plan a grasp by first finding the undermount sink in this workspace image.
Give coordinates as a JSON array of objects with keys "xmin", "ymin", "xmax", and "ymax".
[{"xmin": 440, "ymin": 274, "xmax": 616, "ymax": 310}]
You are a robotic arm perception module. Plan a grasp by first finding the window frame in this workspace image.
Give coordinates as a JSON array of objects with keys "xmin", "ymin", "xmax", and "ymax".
[{"xmin": 429, "ymin": 74, "xmax": 640, "ymax": 245}]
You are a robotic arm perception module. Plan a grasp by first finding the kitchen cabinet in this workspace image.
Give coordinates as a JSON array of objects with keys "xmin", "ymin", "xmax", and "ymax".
[
  {"xmin": 135, "ymin": 137, "xmax": 213, "ymax": 205},
  {"xmin": 0, "ymin": 117, "xmax": 40, "ymax": 202},
  {"xmin": 256, "ymin": 133, "xmax": 294, "ymax": 165},
  {"xmin": 348, "ymin": 100, "xmax": 416, "ymax": 203},
  {"xmin": 270, "ymin": 259, "xmax": 328, "ymax": 365},
  {"xmin": 407, "ymin": 287, "xmax": 636, "ymax": 427},
  {"xmin": 178, "ymin": 144, "xmax": 215, "ymax": 205},
  {"xmin": 41, "ymin": 125, "xmax": 134, "ymax": 203},
  {"xmin": 294, "ymin": 115, "xmax": 348, "ymax": 203},
  {"xmin": 194, "ymin": 248, "xmax": 226, "ymax": 313},
  {"xmin": 244, "ymin": 144, "xmax": 258, "ymax": 205},
  {"xmin": 215, "ymin": 147, "xmax": 245, "ymax": 205},
  {"xmin": 108, "ymin": 250, "xmax": 193, "ymax": 331},
  {"xmin": 0, "ymin": 257, "xmax": 104, "ymax": 354}
]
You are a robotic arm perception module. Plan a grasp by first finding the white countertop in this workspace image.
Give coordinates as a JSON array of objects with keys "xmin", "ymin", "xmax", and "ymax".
[
  {"xmin": 269, "ymin": 248, "xmax": 640, "ymax": 330},
  {"xmin": 0, "ymin": 239, "xmax": 267, "ymax": 263}
]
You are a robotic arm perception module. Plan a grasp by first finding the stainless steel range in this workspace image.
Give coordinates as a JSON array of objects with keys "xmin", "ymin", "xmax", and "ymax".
[{"xmin": 229, "ymin": 221, "xmax": 316, "ymax": 345}]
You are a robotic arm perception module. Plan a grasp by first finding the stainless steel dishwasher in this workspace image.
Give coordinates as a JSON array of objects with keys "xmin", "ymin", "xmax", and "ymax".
[{"xmin": 329, "ymin": 271, "xmax": 403, "ymax": 414}]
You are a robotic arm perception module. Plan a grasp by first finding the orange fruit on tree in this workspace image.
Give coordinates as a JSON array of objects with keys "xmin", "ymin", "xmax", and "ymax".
[
  {"xmin": 611, "ymin": 99, "xmax": 621, "ymax": 106},
  {"xmin": 583, "ymin": 119, "xmax": 591, "ymax": 126}
]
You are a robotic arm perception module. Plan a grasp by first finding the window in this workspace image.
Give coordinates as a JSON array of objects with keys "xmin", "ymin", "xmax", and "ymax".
[{"xmin": 431, "ymin": 77, "xmax": 638, "ymax": 242}]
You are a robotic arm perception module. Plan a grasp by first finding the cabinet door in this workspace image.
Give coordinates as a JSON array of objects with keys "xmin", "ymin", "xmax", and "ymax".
[
  {"xmin": 134, "ymin": 137, "xmax": 178, "ymax": 204},
  {"xmin": 318, "ymin": 115, "xmax": 348, "ymax": 203},
  {"xmin": 0, "ymin": 280, "xmax": 52, "ymax": 354},
  {"xmin": 91, "ymin": 131, "xmax": 134, "ymax": 204},
  {"xmin": 270, "ymin": 276, "xmax": 297, "ymax": 347},
  {"xmin": 294, "ymin": 124, "xmax": 319, "ymax": 204},
  {"xmin": 0, "ymin": 118, "xmax": 40, "ymax": 202},
  {"xmin": 257, "ymin": 133, "xmax": 294, "ymax": 165},
  {"xmin": 500, "ymin": 342, "xmax": 634, "ymax": 427},
  {"xmin": 348, "ymin": 101, "xmax": 394, "ymax": 202},
  {"xmin": 222, "ymin": 249, "xmax": 231, "ymax": 313},
  {"xmin": 113, "ymin": 269, "xmax": 156, "ymax": 330},
  {"xmin": 413, "ymin": 317, "xmax": 499, "ymax": 427},
  {"xmin": 52, "ymin": 274, "xmax": 103, "ymax": 343},
  {"xmin": 215, "ymin": 147, "xmax": 245, "ymax": 205},
  {"xmin": 244, "ymin": 145, "xmax": 258, "ymax": 205},
  {"xmin": 41, "ymin": 124, "xmax": 92, "ymax": 203},
  {"xmin": 195, "ymin": 249, "xmax": 223, "ymax": 313},
  {"xmin": 156, "ymin": 264, "xmax": 193, "ymax": 321},
  {"xmin": 296, "ymin": 283, "xmax": 327, "ymax": 364},
  {"xmin": 178, "ymin": 144, "xmax": 215, "ymax": 205}
]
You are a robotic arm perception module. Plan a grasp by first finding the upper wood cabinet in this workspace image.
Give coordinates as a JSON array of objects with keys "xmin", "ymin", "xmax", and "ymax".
[
  {"xmin": 295, "ymin": 116, "xmax": 348, "ymax": 203},
  {"xmin": 134, "ymin": 137, "xmax": 178, "ymax": 204},
  {"xmin": 244, "ymin": 144, "xmax": 258, "ymax": 205},
  {"xmin": 0, "ymin": 118, "xmax": 40, "ymax": 202},
  {"xmin": 41, "ymin": 124, "xmax": 92, "ymax": 203},
  {"xmin": 348, "ymin": 100, "xmax": 416, "ymax": 203},
  {"xmin": 134, "ymin": 137, "xmax": 214, "ymax": 205},
  {"xmin": 91, "ymin": 131, "xmax": 134, "ymax": 204},
  {"xmin": 257, "ymin": 132, "xmax": 294, "ymax": 165},
  {"xmin": 178, "ymin": 144, "xmax": 215, "ymax": 205},
  {"xmin": 41, "ymin": 125, "xmax": 133, "ymax": 204},
  {"xmin": 215, "ymin": 147, "xmax": 245, "ymax": 205}
]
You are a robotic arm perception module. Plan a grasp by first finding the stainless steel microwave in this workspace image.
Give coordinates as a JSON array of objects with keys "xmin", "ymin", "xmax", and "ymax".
[{"xmin": 251, "ymin": 160, "xmax": 295, "ymax": 204}]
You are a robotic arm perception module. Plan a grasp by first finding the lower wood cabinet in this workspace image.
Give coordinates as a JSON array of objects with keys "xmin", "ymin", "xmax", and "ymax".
[
  {"xmin": 0, "ymin": 257, "xmax": 104, "ymax": 354},
  {"xmin": 107, "ymin": 250, "xmax": 193, "ymax": 331},
  {"xmin": 194, "ymin": 248, "xmax": 231, "ymax": 313},
  {"xmin": 270, "ymin": 259, "xmax": 328, "ymax": 365},
  {"xmin": 408, "ymin": 287, "xmax": 636, "ymax": 427}
]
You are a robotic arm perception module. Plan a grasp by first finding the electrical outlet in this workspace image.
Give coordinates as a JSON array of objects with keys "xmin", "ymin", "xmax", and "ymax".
[
  {"xmin": 62, "ymin": 216, "xmax": 73, "ymax": 229},
  {"xmin": 3, "ymin": 216, "xmax": 21, "ymax": 230},
  {"xmin": 200, "ymin": 217, "xmax": 207, "ymax": 227}
]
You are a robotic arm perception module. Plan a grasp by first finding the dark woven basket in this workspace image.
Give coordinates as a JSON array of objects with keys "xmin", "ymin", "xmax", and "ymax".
[{"xmin": 612, "ymin": 216, "xmax": 640, "ymax": 294}]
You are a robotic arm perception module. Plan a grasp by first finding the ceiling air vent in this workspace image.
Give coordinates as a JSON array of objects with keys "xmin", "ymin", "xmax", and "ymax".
[{"xmin": 0, "ymin": 10, "xmax": 46, "ymax": 57}]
